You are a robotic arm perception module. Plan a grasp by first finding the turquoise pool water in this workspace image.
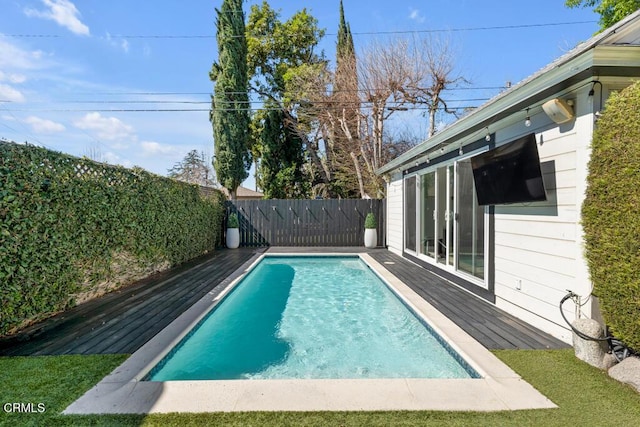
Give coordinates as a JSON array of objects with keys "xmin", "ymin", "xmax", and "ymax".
[{"xmin": 147, "ymin": 256, "xmax": 479, "ymax": 381}]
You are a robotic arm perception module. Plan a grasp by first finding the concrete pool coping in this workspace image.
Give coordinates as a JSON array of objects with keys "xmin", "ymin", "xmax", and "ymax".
[{"xmin": 64, "ymin": 252, "xmax": 557, "ymax": 414}]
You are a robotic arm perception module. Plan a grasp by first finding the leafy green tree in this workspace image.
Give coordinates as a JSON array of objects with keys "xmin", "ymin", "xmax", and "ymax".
[
  {"xmin": 167, "ymin": 150, "xmax": 215, "ymax": 186},
  {"xmin": 566, "ymin": 0, "xmax": 640, "ymax": 30},
  {"xmin": 254, "ymin": 105, "xmax": 308, "ymax": 198},
  {"xmin": 210, "ymin": 0, "xmax": 251, "ymax": 199},
  {"xmin": 246, "ymin": 1, "xmax": 325, "ymax": 199}
]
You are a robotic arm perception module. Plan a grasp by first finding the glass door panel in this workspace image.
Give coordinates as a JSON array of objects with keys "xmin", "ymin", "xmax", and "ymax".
[
  {"xmin": 456, "ymin": 159, "xmax": 485, "ymax": 279},
  {"xmin": 436, "ymin": 168, "xmax": 449, "ymax": 264},
  {"xmin": 420, "ymin": 173, "xmax": 436, "ymax": 258},
  {"xmin": 405, "ymin": 176, "xmax": 417, "ymax": 252},
  {"xmin": 447, "ymin": 165, "xmax": 455, "ymax": 266}
]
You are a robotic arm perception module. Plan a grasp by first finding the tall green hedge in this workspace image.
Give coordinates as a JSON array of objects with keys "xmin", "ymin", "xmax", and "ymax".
[
  {"xmin": 0, "ymin": 142, "xmax": 225, "ymax": 336},
  {"xmin": 582, "ymin": 80, "xmax": 640, "ymax": 351}
]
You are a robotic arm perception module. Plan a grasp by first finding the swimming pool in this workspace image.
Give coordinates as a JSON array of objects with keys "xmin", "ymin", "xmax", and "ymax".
[
  {"xmin": 147, "ymin": 256, "xmax": 478, "ymax": 381},
  {"xmin": 65, "ymin": 252, "xmax": 556, "ymax": 413}
]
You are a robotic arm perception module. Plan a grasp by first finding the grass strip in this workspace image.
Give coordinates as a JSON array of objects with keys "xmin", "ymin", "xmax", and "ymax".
[{"xmin": 0, "ymin": 349, "xmax": 638, "ymax": 426}]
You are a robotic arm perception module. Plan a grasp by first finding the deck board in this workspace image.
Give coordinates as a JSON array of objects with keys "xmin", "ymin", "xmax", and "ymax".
[
  {"xmin": 0, "ymin": 248, "xmax": 261, "ymax": 356},
  {"xmin": 0, "ymin": 246, "xmax": 568, "ymax": 356},
  {"xmin": 366, "ymin": 250, "xmax": 569, "ymax": 350}
]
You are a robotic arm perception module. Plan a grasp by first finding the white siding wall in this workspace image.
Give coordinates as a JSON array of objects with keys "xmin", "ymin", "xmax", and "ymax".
[
  {"xmin": 382, "ymin": 80, "xmax": 638, "ymax": 344},
  {"xmin": 386, "ymin": 172, "xmax": 404, "ymax": 255},
  {"xmin": 493, "ymin": 86, "xmax": 594, "ymax": 342}
]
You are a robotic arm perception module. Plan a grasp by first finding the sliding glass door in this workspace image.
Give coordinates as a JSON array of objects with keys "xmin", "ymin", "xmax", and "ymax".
[
  {"xmin": 420, "ymin": 173, "xmax": 436, "ymax": 257},
  {"xmin": 408, "ymin": 158, "xmax": 486, "ymax": 285},
  {"xmin": 437, "ymin": 166, "xmax": 454, "ymax": 266},
  {"xmin": 456, "ymin": 160, "xmax": 485, "ymax": 280},
  {"xmin": 405, "ymin": 176, "xmax": 417, "ymax": 253}
]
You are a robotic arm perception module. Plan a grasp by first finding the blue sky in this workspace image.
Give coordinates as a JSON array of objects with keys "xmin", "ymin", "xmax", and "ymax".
[{"xmin": 0, "ymin": 0, "xmax": 598, "ymax": 189}]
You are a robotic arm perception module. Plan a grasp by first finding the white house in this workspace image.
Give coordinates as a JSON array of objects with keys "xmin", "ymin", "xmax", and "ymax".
[{"xmin": 377, "ymin": 11, "xmax": 640, "ymax": 343}]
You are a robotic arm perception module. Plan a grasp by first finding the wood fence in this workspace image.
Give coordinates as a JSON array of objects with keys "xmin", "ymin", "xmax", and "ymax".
[{"xmin": 226, "ymin": 199, "xmax": 385, "ymax": 247}]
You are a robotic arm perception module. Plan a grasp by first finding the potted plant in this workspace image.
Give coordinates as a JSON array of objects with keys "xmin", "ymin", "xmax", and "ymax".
[
  {"xmin": 364, "ymin": 212, "xmax": 377, "ymax": 248},
  {"xmin": 226, "ymin": 213, "xmax": 240, "ymax": 249}
]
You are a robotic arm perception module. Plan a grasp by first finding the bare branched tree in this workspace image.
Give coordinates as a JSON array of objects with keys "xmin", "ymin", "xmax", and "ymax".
[
  {"xmin": 400, "ymin": 35, "xmax": 469, "ymax": 138},
  {"xmin": 279, "ymin": 34, "xmax": 466, "ymax": 199},
  {"xmin": 168, "ymin": 150, "xmax": 216, "ymax": 187},
  {"xmin": 84, "ymin": 143, "xmax": 105, "ymax": 163}
]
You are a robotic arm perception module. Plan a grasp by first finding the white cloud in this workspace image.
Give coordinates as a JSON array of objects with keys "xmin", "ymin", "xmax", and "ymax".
[
  {"xmin": 409, "ymin": 8, "xmax": 426, "ymax": 23},
  {"xmin": 140, "ymin": 141, "xmax": 181, "ymax": 157},
  {"xmin": 0, "ymin": 38, "xmax": 51, "ymax": 70},
  {"xmin": 0, "ymin": 71, "xmax": 27, "ymax": 84},
  {"xmin": 104, "ymin": 33, "xmax": 130, "ymax": 54},
  {"xmin": 24, "ymin": 0, "xmax": 90, "ymax": 36},
  {"xmin": 103, "ymin": 151, "xmax": 133, "ymax": 168},
  {"xmin": 0, "ymin": 84, "xmax": 25, "ymax": 102},
  {"xmin": 73, "ymin": 112, "xmax": 134, "ymax": 141},
  {"xmin": 24, "ymin": 116, "xmax": 66, "ymax": 133}
]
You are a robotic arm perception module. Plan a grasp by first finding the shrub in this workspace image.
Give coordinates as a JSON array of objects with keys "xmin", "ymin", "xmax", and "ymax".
[
  {"xmin": 364, "ymin": 212, "xmax": 377, "ymax": 229},
  {"xmin": 227, "ymin": 213, "xmax": 239, "ymax": 228},
  {"xmin": 581, "ymin": 80, "xmax": 640, "ymax": 351},
  {"xmin": 0, "ymin": 142, "xmax": 225, "ymax": 336}
]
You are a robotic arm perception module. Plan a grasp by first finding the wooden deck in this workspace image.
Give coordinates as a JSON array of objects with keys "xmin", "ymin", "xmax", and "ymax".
[
  {"xmin": 366, "ymin": 250, "xmax": 569, "ymax": 350},
  {"xmin": 0, "ymin": 248, "xmax": 262, "ymax": 356},
  {"xmin": 0, "ymin": 246, "xmax": 567, "ymax": 356}
]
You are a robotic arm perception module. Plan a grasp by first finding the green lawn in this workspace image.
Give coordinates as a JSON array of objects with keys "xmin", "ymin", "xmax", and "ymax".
[{"xmin": 0, "ymin": 350, "xmax": 638, "ymax": 426}]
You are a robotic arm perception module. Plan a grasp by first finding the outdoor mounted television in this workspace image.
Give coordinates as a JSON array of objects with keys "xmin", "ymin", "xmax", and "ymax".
[{"xmin": 471, "ymin": 133, "xmax": 547, "ymax": 206}]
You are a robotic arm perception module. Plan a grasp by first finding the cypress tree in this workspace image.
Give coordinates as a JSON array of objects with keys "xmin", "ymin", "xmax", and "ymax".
[
  {"xmin": 332, "ymin": 0, "xmax": 360, "ymax": 197},
  {"xmin": 210, "ymin": 0, "xmax": 250, "ymax": 199},
  {"xmin": 336, "ymin": 0, "xmax": 355, "ymax": 63}
]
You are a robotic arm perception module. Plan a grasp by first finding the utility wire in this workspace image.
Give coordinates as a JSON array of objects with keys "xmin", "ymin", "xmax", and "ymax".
[
  {"xmin": 2, "ymin": 20, "xmax": 597, "ymax": 39},
  {"xmin": 0, "ymin": 105, "xmax": 479, "ymax": 113},
  {"xmin": 64, "ymin": 86, "xmax": 506, "ymax": 96},
  {"xmin": 20, "ymin": 97, "xmax": 489, "ymax": 105}
]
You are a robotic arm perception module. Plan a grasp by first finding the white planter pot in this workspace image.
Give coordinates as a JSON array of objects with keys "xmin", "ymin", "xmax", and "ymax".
[
  {"xmin": 226, "ymin": 228, "xmax": 240, "ymax": 249},
  {"xmin": 364, "ymin": 228, "xmax": 377, "ymax": 248}
]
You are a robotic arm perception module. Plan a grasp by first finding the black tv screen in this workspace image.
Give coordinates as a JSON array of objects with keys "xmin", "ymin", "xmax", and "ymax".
[{"xmin": 471, "ymin": 133, "xmax": 546, "ymax": 206}]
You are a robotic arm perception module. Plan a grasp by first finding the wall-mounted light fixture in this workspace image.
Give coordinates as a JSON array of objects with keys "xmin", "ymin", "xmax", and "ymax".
[
  {"xmin": 588, "ymin": 80, "xmax": 603, "ymax": 120},
  {"xmin": 524, "ymin": 108, "xmax": 531, "ymax": 127},
  {"xmin": 458, "ymin": 144, "xmax": 463, "ymax": 155},
  {"xmin": 542, "ymin": 98, "xmax": 574, "ymax": 124},
  {"xmin": 485, "ymin": 127, "xmax": 491, "ymax": 142}
]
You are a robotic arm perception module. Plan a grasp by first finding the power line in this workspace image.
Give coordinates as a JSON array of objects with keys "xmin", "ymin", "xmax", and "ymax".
[
  {"xmin": 22, "ymin": 97, "xmax": 489, "ymax": 106},
  {"xmin": 1, "ymin": 20, "xmax": 597, "ymax": 39},
  {"xmin": 0, "ymin": 105, "xmax": 481, "ymax": 113},
  {"xmin": 347, "ymin": 20, "xmax": 597, "ymax": 36},
  {"xmin": 63, "ymin": 86, "xmax": 505, "ymax": 96}
]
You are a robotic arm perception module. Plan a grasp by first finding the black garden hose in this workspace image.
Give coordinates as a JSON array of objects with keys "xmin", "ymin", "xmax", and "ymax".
[{"xmin": 560, "ymin": 291, "xmax": 633, "ymax": 362}]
